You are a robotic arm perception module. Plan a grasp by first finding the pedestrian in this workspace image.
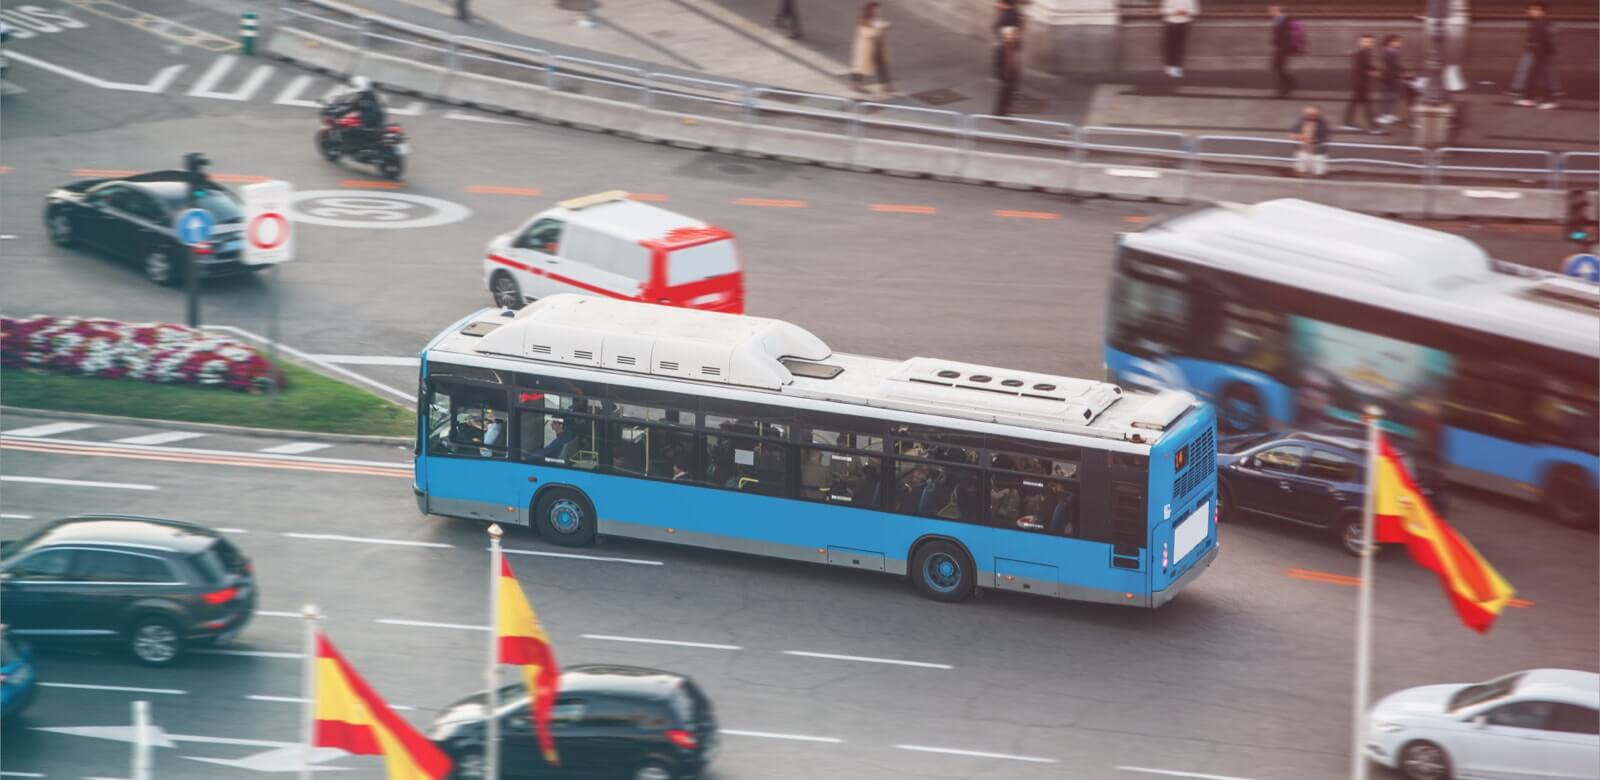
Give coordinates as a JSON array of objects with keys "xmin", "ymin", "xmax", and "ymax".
[
  {"xmin": 1376, "ymin": 34, "xmax": 1409, "ymax": 126},
  {"xmin": 1268, "ymin": 4, "xmax": 1297, "ymax": 97},
  {"xmin": 1506, "ymin": 3, "xmax": 1562, "ymax": 98},
  {"xmin": 1161, "ymin": 0, "xmax": 1197, "ymax": 78},
  {"xmin": 850, "ymin": 2, "xmax": 895, "ymax": 97},
  {"xmin": 993, "ymin": 25, "xmax": 1023, "ymax": 116},
  {"xmin": 1514, "ymin": 2, "xmax": 1558, "ymax": 109},
  {"xmin": 993, "ymin": 0, "xmax": 1023, "ymax": 33},
  {"xmin": 774, "ymin": 0, "xmax": 802, "ymax": 39},
  {"xmin": 1290, "ymin": 105, "xmax": 1329, "ymax": 178},
  {"xmin": 455, "ymin": 0, "xmax": 469, "ymax": 22},
  {"xmin": 1340, "ymin": 33, "xmax": 1379, "ymax": 131}
]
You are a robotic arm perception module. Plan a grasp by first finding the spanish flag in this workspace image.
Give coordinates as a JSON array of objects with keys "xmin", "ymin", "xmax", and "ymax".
[
  {"xmin": 1372, "ymin": 434, "xmax": 1515, "ymax": 633},
  {"xmin": 497, "ymin": 557, "xmax": 561, "ymax": 764},
  {"xmin": 313, "ymin": 633, "xmax": 453, "ymax": 780}
]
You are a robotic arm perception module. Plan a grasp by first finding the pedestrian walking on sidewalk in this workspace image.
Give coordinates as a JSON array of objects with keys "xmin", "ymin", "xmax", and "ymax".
[
  {"xmin": 1290, "ymin": 105, "xmax": 1329, "ymax": 178},
  {"xmin": 1376, "ymin": 35, "xmax": 1410, "ymax": 126},
  {"xmin": 850, "ymin": 2, "xmax": 895, "ymax": 97},
  {"xmin": 774, "ymin": 0, "xmax": 802, "ymax": 39},
  {"xmin": 993, "ymin": 25, "xmax": 1023, "ymax": 116},
  {"xmin": 1506, "ymin": 3, "xmax": 1562, "ymax": 98},
  {"xmin": 1340, "ymin": 33, "xmax": 1379, "ymax": 131},
  {"xmin": 1267, "ymin": 4, "xmax": 1298, "ymax": 98},
  {"xmin": 1162, "ymin": 0, "xmax": 1197, "ymax": 78},
  {"xmin": 1513, "ymin": 2, "xmax": 1559, "ymax": 109}
]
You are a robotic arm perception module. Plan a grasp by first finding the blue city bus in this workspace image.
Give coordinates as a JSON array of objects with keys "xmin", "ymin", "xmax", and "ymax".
[
  {"xmin": 1105, "ymin": 199, "xmax": 1600, "ymax": 529},
  {"xmin": 415, "ymin": 295, "xmax": 1219, "ymax": 606}
]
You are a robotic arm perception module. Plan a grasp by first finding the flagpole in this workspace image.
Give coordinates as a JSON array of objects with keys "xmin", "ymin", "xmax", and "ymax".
[
  {"xmin": 1349, "ymin": 405, "xmax": 1382, "ymax": 780},
  {"xmin": 132, "ymin": 699, "xmax": 151, "ymax": 780},
  {"xmin": 487, "ymin": 523, "xmax": 504, "ymax": 780},
  {"xmin": 300, "ymin": 603, "xmax": 321, "ymax": 780}
]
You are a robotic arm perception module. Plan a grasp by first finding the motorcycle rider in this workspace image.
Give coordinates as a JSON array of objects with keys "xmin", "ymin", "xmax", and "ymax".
[{"xmin": 339, "ymin": 76, "xmax": 388, "ymax": 151}]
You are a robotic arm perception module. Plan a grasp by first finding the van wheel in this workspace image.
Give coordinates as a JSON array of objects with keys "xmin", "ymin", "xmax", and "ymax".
[
  {"xmin": 535, "ymin": 488, "xmax": 595, "ymax": 547},
  {"xmin": 1544, "ymin": 465, "xmax": 1597, "ymax": 530},
  {"xmin": 911, "ymin": 539, "xmax": 974, "ymax": 602},
  {"xmin": 490, "ymin": 272, "xmax": 523, "ymax": 310}
]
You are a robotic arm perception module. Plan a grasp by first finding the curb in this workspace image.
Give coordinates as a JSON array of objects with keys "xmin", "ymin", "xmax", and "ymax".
[{"xmin": 0, "ymin": 405, "xmax": 415, "ymax": 447}]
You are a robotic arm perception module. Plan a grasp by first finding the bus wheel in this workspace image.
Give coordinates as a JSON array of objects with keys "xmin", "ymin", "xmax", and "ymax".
[
  {"xmin": 911, "ymin": 540, "xmax": 974, "ymax": 603},
  {"xmin": 1218, "ymin": 383, "xmax": 1264, "ymax": 433},
  {"xmin": 1544, "ymin": 466, "xmax": 1597, "ymax": 531},
  {"xmin": 535, "ymin": 488, "xmax": 596, "ymax": 547}
]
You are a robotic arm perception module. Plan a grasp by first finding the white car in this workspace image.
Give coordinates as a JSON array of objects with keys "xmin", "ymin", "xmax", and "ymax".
[{"xmin": 1365, "ymin": 668, "xmax": 1599, "ymax": 780}]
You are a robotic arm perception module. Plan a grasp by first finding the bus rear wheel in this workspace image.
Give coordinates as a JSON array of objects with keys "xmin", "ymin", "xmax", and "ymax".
[
  {"xmin": 1544, "ymin": 466, "xmax": 1597, "ymax": 531},
  {"xmin": 535, "ymin": 488, "xmax": 596, "ymax": 547},
  {"xmin": 911, "ymin": 540, "xmax": 974, "ymax": 603}
]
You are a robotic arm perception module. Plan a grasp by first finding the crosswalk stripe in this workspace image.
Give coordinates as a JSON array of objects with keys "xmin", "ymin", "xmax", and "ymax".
[
  {"xmin": 187, "ymin": 55, "xmax": 275, "ymax": 101},
  {"xmin": 114, "ymin": 431, "xmax": 207, "ymax": 446},
  {"xmin": 257, "ymin": 442, "xmax": 333, "ymax": 455},
  {"xmin": 4, "ymin": 422, "xmax": 97, "ymax": 438}
]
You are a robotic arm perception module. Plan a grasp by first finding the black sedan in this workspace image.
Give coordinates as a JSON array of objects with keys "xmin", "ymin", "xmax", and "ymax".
[
  {"xmin": 430, "ymin": 665, "xmax": 719, "ymax": 780},
  {"xmin": 43, "ymin": 170, "xmax": 254, "ymax": 286},
  {"xmin": 1216, "ymin": 429, "xmax": 1447, "ymax": 556}
]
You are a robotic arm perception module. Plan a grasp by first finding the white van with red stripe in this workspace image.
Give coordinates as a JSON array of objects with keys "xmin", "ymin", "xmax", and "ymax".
[{"xmin": 483, "ymin": 191, "xmax": 745, "ymax": 314}]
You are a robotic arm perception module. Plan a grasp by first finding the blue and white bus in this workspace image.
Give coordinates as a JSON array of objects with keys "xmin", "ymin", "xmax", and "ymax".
[
  {"xmin": 1106, "ymin": 199, "xmax": 1600, "ymax": 529},
  {"xmin": 415, "ymin": 295, "xmax": 1219, "ymax": 607}
]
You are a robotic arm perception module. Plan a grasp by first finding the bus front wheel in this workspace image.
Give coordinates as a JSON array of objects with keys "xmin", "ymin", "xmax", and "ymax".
[
  {"xmin": 1544, "ymin": 466, "xmax": 1597, "ymax": 531},
  {"xmin": 534, "ymin": 487, "xmax": 596, "ymax": 547},
  {"xmin": 911, "ymin": 539, "xmax": 974, "ymax": 603}
]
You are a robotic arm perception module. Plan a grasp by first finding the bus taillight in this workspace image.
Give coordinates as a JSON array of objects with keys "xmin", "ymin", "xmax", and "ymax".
[{"xmin": 1161, "ymin": 543, "xmax": 1170, "ymax": 571}]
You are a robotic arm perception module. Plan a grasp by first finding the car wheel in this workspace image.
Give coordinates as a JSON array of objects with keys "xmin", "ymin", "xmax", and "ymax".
[
  {"xmin": 1544, "ymin": 465, "xmax": 1597, "ymax": 531},
  {"xmin": 143, "ymin": 249, "xmax": 178, "ymax": 287},
  {"xmin": 1338, "ymin": 512, "xmax": 1374, "ymax": 558},
  {"xmin": 535, "ymin": 487, "xmax": 596, "ymax": 547},
  {"xmin": 1398, "ymin": 740, "xmax": 1452, "ymax": 780},
  {"xmin": 633, "ymin": 761, "xmax": 673, "ymax": 780},
  {"xmin": 490, "ymin": 272, "xmax": 523, "ymax": 310},
  {"xmin": 47, "ymin": 210, "xmax": 76, "ymax": 247},
  {"xmin": 316, "ymin": 129, "xmax": 340, "ymax": 161},
  {"xmin": 911, "ymin": 539, "xmax": 974, "ymax": 603},
  {"xmin": 1218, "ymin": 383, "xmax": 1265, "ymax": 433},
  {"xmin": 128, "ymin": 617, "xmax": 183, "ymax": 667},
  {"xmin": 449, "ymin": 747, "xmax": 486, "ymax": 780},
  {"xmin": 1216, "ymin": 481, "xmax": 1235, "ymax": 523}
]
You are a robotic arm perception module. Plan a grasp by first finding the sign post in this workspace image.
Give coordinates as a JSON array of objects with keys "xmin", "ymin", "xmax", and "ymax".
[{"xmin": 181, "ymin": 152, "xmax": 212, "ymax": 327}]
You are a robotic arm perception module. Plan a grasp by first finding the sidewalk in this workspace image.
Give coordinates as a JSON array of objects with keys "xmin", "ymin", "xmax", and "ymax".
[{"xmin": 343, "ymin": 0, "xmax": 1597, "ymax": 152}]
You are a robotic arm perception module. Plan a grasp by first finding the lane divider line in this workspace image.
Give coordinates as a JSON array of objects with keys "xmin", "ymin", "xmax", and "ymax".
[
  {"xmin": 1284, "ymin": 568, "xmax": 1533, "ymax": 608},
  {"xmin": 256, "ymin": 611, "xmax": 301, "ymax": 619},
  {"xmin": 0, "ymin": 770, "xmax": 46, "ymax": 778},
  {"xmin": 1, "ymin": 513, "xmax": 36, "ymax": 520},
  {"xmin": 192, "ymin": 649, "xmax": 303, "ymax": 659},
  {"xmin": 0, "ymin": 435, "xmax": 404, "ymax": 469},
  {"xmin": 499, "ymin": 547, "xmax": 664, "ymax": 566},
  {"xmin": 994, "ymin": 209, "xmax": 1061, "ymax": 220},
  {"xmin": 40, "ymin": 682, "xmax": 187, "ymax": 695},
  {"xmin": 248, "ymin": 694, "xmax": 414, "ymax": 711},
  {"xmin": 216, "ymin": 528, "xmax": 250, "ymax": 535},
  {"xmin": 868, "ymin": 203, "xmax": 938, "ymax": 214},
  {"xmin": 0, "ymin": 166, "xmax": 13, "ymax": 174},
  {"xmin": 1, "ymin": 436, "xmax": 410, "ymax": 479},
  {"xmin": 257, "ymin": 442, "xmax": 333, "ymax": 455},
  {"xmin": 720, "ymin": 729, "xmax": 843, "ymax": 744},
  {"xmin": 581, "ymin": 634, "xmax": 741, "ymax": 651},
  {"xmin": 442, "ymin": 110, "xmax": 526, "ymax": 126},
  {"xmin": 1116, "ymin": 767, "xmax": 1259, "ymax": 780},
  {"xmin": 781, "ymin": 650, "xmax": 952, "ymax": 670},
  {"xmin": 284, "ymin": 532, "xmax": 452, "ymax": 549},
  {"xmin": 337, "ymin": 179, "xmax": 406, "ymax": 190},
  {"xmin": 377, "ymin": 618, "xmax": 490, "ymax": 632},
  {"xmin": 466, "ymin": 185, "xmax": 543, "ymax": 196},
  {"xmin": 734, "ymin": 197, "xmax": 807, "ymax": 208},
  {"xmin": 894, "ymin": 745, "xmax": 1057, "ymax": 763},
  {"xmin": 0, "ymin": 475, "xmax": 158, "ymax": 491}
]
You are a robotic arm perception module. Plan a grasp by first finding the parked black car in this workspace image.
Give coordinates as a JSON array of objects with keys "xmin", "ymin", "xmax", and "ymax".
[
  {"xmin": 1217, "ymin": 430, "xmax": 1447, "ymax": 555},
  {"xmin": 430, "ymin": 664, "xmax": 719, "ymax": 780},
  {"xmin": 43, "ymin": 170, "xmax": 255, "ymax": 286},
  {"xmin": 0, "ymin": 515, "xmax": 256, "ymax": 666}
]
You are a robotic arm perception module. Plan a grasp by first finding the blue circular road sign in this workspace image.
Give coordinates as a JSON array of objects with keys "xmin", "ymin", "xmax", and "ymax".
[
  {"xmin": 175, "ymin": 208, "xmax": 215, "ymax": 246},
  {"xmin": 1563, "ymin": 253, "xmax": 1600, "ymax": 283}
]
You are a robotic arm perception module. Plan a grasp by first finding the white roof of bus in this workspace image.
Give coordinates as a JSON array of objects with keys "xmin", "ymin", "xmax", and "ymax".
[
  {"xmin": 428, "ymin": 296, "xmax": 1201, "ymax": 448},
  {"xmin": 1122, "ymin": 199, "xmax": 1599, "ymax": 359},
  {"xmin": 544, "ymin": 198, "xmax": 708, "ymax": 244}
]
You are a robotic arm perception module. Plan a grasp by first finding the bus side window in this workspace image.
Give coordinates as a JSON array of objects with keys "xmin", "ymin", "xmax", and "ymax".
[{"xmin": 426, "ymin": 383, "xmax": 454, "ymax": 456}]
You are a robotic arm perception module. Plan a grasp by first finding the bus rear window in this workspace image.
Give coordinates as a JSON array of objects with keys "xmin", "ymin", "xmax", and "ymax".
[{"xmin": 665, "ymin": 240, "xmax": 738, "ymax": 286}]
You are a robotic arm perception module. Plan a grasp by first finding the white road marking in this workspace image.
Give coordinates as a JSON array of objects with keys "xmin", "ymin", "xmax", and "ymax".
[
  {"xmin": 1116, "ymin": 768, "xmax": 1260, "ymax": 780},
  {"xmin": 305, "ymin": 354, "xmax": 421, "ymax": 367},
  {"xmin": 387, "ymin": 99, "xmax": 427, "ymax": 117},
  {"xmin": 247, "ymin": 694, "xmax": 414, "ymax": 711},
  {"xmin": 500, "ymin": 547, "xmax": 664, "ymax": 566},
  {"xmin": 377, "ymin": 618, "xmax": 490, "ymax": 632},
  {"xmin": 191, "ymin": 649, "xmax": 303, "ymax": 659},
  {"xmin": 113, "ymin": 431, "xmax": 206, "ymax": 446},
  {"xmin": 782, "ymin": 651, "xmax": 952, "ymax": 670},
  {"xmin": 0, "ymin": 475, "xmax": 157, "ymax": 491},
  {"xmin": 1, "ymin": 513, "xmax": 35, "ymax": 520},
  {"xmin": 216, "ymin": 528, "xmax": 249, "ymax": 534},
  {"xmin": 40, "ymin": 682, "xmax": 186, "ymax": 695},
  {"xmin": 720, "ymin": 729, "xmax": 843, "ymax": 743},
  {"xmin": 272, "ymin": 73, "xmax": 323, "ymax": 108},
  {"xmin": 257, "ymin": 442, "xmax": 333, "ymax": 455},
  {"xmin": 207, "ymin": 325, "xmax": 414, "ymax": 404},
  {"xmin": 285, "ymin": 532, "xmax": 451, "ymax": 549},
  {"xmin": 894, "ymin": 745, "xmax": 1058, "ymax": 763},
  {"xmin": 7, "ymin": 51, "xmax": 184, "ymax": 93},
  {"xmin": 443, "ymin": 110, "xmax": 525, "ymax": 126},
  {"xmin": 0, "ymin": 771, "xmax": 46, "ymax": 777},
  {"xmin": 256, "ymin": 611, "xmax": 301, "ymax": 618},
  {"xmin": 4, "ymin": 422, "xmax": 97, "ymax": 437},
  {"xmin": 581, "ymin": 634, "xmax": 741, "ymax": 650},
  {"xmin": 184, "ymin": 745, "xmax": 348, "ymax": 771},
  {"xmin": 186, "ymin": 55, "xmax": 274, "ymax": 101},
  {"xmin": 1, "ymin": 434, "xmax": 407, "ymax": 470}
]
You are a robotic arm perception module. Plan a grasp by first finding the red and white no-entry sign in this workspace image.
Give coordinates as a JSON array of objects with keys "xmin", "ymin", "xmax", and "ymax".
[{"xmin": 241, "ymin": 180, "xmax": 295, "ymax": 266}]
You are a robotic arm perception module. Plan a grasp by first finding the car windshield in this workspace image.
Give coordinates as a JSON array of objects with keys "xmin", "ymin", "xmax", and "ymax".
[
  {"xmin": 1447, "ymin": 672, "xmax": 1525, "ymax": 713},
  {"xmin": 196, "ymin": 189, "xmax": 245, "ymax": 223}
]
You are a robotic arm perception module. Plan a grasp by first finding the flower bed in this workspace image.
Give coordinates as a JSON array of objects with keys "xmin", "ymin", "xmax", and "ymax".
[{"xmin": 1, "ymin": 315, "xmax": 280, "ymax": 392}]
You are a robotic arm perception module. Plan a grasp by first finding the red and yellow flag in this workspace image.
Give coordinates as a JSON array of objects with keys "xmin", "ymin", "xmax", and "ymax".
[
  {"xmin": 497, "ymin": 556, "xmax": 561, "ymax": 764},
  {"xmin": 1372, "ymin": 434, "xmax": 1515, "ymax": 633},
  {"xmin": 313, "ymin": 633, "xmax": 453, "ymax": 780}
]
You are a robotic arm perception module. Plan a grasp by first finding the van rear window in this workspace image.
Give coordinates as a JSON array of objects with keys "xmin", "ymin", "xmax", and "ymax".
[{"xmin": 666, "ymin": 240, "xmax": 738, "ymax": 286}]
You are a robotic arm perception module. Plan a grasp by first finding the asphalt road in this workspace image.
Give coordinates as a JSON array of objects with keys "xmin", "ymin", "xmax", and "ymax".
[{"xmin": 0, "ymin": 3, "xmax": 1595, "ymax": 779}]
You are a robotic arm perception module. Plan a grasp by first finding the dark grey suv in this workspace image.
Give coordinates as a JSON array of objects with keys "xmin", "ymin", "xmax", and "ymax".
[{"xmin": 0, "ymin": 515, "xmax": 256, "ymax": 666}]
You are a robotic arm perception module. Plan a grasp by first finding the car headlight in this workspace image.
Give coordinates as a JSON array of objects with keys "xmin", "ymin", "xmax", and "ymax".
[{"xmin": 1372, "ymin": 721, "xmax": 1405, "ymax": 733}]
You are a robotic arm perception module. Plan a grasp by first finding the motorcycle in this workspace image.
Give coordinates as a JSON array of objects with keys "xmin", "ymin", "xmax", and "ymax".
[{"xmin": 315, "ymin": 99, "xmax": 408, "ymax": 180}]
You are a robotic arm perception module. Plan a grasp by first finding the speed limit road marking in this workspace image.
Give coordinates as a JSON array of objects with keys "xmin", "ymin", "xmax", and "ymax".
[{"xmin": 287, "ymin": 190, "xmax": 472, "ymax": 229}]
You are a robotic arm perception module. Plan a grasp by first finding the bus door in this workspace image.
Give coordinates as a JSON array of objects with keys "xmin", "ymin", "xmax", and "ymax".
[
  {"xmin": 1090, "ymin": 452, "xmax": 1152, "ymax": 601},
  {"xmin": 421, "ymin": 378, "xmax": 520, "ymax": 523}
]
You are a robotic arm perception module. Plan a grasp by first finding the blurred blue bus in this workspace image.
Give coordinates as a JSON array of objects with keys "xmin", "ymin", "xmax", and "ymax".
[
  {"xmin": 416, "ymin": 296, "xmax": 1218, "ymax": 607},
  {"xmin": 1105, "ymin": 199, "xmax": 1599, "ymax": 529}
]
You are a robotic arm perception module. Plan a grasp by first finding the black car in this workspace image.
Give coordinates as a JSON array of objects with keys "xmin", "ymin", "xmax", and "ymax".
[
  {"xmin": 430, "ymin": 665, "xmax": 719, "ymax": 780},
  {"xmin": 1217, "ymin": 430, "xmax": 1447, "ymax": 556},
  {"xmin": 43, "ymin": 170, "xmax": 254, "ymax": 286},
  {"xmin": 0, "ymin": 515, "xmax": 256, "ymax": 666}
]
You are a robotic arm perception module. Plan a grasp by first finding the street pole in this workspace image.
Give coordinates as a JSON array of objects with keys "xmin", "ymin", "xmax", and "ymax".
[
  {"xmin": 487, "ymin": 523, "xmax": 504, "ymax": 780},
  {"xmin": 1442, "ymin": 0, "xmax": 1469, "ymax": 92},
  {"xmin": 299, "ymin": 604, "xmax": 322, "ymax": 780},
  {"xmin": 268, "ymin": 271, "xmax": 281, "ymax": 400},
  {"xmin": 183, "ymin": 152, "xmax": 210, "ymax": 328},
  {"xmin": 1349, "ymin": 405, "xmax": 1383, "ymax": 780},
  {"xmin": 1413, "ymin": 0, "xmax": 1455, "ymax": 147},
  {"xmin": 132, "ymin": 700, "xmax": 152, "ymax": 780}
]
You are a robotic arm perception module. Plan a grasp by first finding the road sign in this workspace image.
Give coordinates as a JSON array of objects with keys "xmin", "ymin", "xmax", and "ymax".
[
  {"xmin": 175, "ymin": 208, "xmax": 215, "ymax": 246},
  {"xmin": 1563, "ymin": 253, "xmax": 1600, "ymax": 282},
  {"xmin": 242, "ymin": 179, "xmax": 294, "ymax": 265}
]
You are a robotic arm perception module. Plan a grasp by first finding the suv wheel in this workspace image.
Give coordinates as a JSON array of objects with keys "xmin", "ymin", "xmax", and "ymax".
[
  {"xmin": 633, "ymin": 761, "xmax": 673, "ymax": 780},
  {"xmin": 1338, "ymin": 512, "xmax": 1375, "ymax": 558},
  {"xmin": 128, "ymin": 617, "xmax": 182, "ymax": 666}
]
